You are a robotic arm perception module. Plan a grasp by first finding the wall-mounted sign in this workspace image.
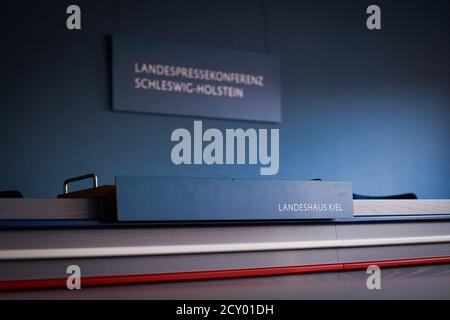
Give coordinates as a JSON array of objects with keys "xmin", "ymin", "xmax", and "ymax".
[{"xmin": 112, "ymin": 35, "xmax": 281, "ymax": 122}]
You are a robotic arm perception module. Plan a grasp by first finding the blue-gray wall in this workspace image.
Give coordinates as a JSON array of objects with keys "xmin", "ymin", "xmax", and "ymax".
[{"xmin": 1, "ymin": 0, "xmax": 449, "ymax": 198}]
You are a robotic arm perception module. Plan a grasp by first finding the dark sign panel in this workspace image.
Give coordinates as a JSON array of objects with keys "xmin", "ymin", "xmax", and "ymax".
[
  {"xmin": 112, "ymin": 35, "xmax": 281, "ymax": 122},
  {"xmin": 116, "ymin": 176, "xmax": 354, "ymax": 221}
]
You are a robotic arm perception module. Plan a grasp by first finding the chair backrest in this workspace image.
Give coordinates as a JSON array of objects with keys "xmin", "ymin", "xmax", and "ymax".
[
  {"xmin": 353, "ymin": 193, "xmax": 418, "ymax": 200},
  {"xmin": 0, "ymin": 190, "xmax": 23, "ymax": 198}
]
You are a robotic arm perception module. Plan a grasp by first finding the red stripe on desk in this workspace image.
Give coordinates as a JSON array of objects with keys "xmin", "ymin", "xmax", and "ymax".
[
  {"xmin": 343, "ymin": 256, "xmax": 450, "ymax": 270},
  {"xmin": 1, "ymin": 256, "xmax": 450, "ymax": 292}
]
